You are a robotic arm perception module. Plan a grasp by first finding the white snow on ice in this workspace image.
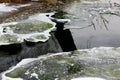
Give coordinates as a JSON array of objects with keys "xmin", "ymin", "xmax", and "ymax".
[
  {"xmin": 71, "ymin": 77, "xmax": 106, "ymax": 80},
  {"xmin": 0, "ymin": 3, "xmax": 16, "ymax": 12},
  {"xmin": 0, "ymin": 3, "xmax": 31, "ymax": 12},
  {"xmin": 2, "ymin": 47, "xmax": 120, "ymax": 80},
  {"xmin": 0, "ymin": 13, "xmax": 56, "ymax": 45}
]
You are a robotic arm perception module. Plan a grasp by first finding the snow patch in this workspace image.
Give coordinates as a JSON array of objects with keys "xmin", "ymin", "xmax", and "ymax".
[
  {"xmin": 0, "ymin": 13, "xmax": 56, "ymax": 45},
  {"xmin": 1, "ymin": 47, "xmax": 120, "ymax": 80},
  {"xmin": 0, "ymin": 3, "xmax": 31, "ymax": 12},
  {"xmin": 30, "ymin": 73, "xmax": 39, "ymax": 79},
  {"xmin": 28, "ymin": 13, "xmax": 56, "ymax": 26},
  {"xmin": 0, "ymin": 3, "xmax": 16, "ymax": 12},
  {"xmin": 71, "ymin": 77, "xmax": 106, "ymax": 80}
]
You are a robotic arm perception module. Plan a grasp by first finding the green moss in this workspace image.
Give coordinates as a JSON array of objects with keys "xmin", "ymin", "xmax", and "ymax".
[
  {"xmin": 71, "ymin": 50, "xmax": 80, "ymax": 56},
  {"xmin": 0, "ymin": 34, "xmax": 20, "ymax": 44},
  {"xmin": 53, "ymin": 55, "xmax": 75, "ymax": 63},
  {"xmin": 3, "ymin": 21, "xmax": 53, "ymax": 34},
  {"xmin": 86, "ymin": 68, "xmax": 100, "ymax": 76},
  {"xmin": 104, "ymin": 65, "xmax": 120, "ymax": 78},
  {"xmin": 35, "ymin": 35, "xmax": 47, "ymax": 39},
  {"xmin": 67, "ymin": 63, "xmax": 84, "ymax": 74},
  {"xmin": 105, "ymin": 71, "xmax": 120, "ymax": 78},
  {"xmin": 5, "ymin": 67, "xmax": 24, "ymax": 78},
  {"xmin": 26, "ymin": 35, "xmax": 47, "ymax": 42},
  {"xmin": 52, "ymin": 11, "xmax": 67, "ymax": 19},
  {"xmin": 39, "ymin": 58, "xmax": 68, "ymax": 80},
  {"xmin": 26, "ymin": 38, "xmax": 35, "ymax": 42},
  {"xmin": 71, "ymin": 50, "xmax": 90, "ymax": 57},
  {"xmin": 96, "ymin": 53, "xmax": 105, "ymax": 58},
  {"xmin": 112, "ymin": 47, "xmax": 117, "ymax": 50}
]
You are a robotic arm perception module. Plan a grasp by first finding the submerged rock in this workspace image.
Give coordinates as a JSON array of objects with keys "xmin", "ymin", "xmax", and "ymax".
[{"xmin": 2, "ymin": 47, "xmax": 120, "ymax": 80}]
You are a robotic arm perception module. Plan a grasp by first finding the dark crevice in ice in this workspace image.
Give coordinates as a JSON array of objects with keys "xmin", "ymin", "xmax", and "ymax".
[{"xmin": 51, "ymin": 18, "xmax": 77, "ymax": 52}]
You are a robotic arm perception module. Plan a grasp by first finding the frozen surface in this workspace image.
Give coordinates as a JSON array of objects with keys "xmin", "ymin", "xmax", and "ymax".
[
  {"xmin": 71, "ymin": 77, "xmax": 106, "ymax": 80},
  {"xmin": 0, "ymin": 3, "xmax": 31, "ymax": 12},
  {"xmin": 1, "ymin": 47, "xmax": 120, "ymax": 80},
  {"xmin": 0, "ymin": 13, "xmax": 56, "ymax": 45}
]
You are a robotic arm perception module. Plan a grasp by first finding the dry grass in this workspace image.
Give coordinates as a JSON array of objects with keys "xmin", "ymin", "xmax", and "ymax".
[{"xmin": 46, "ymin": 0, "xmax": 57, "ymax": 5}]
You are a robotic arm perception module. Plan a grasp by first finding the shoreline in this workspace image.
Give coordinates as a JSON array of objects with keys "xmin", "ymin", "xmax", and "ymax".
[{"xmin": 0, "ymin": 0, "xmax": 75, "ymax": 24}]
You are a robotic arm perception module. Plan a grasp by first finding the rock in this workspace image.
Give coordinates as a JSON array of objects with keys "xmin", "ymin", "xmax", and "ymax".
[
  {"xmin": 2, "ymin": 47, "xmax": 120, "ymax": 80},
  {"xmin": 0, "ymin": 20, "xmax": 55, "ymax": 45}
]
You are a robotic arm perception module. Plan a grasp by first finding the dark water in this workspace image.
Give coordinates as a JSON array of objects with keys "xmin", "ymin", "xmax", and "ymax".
[{"xmin": 52, "ymin": 18, "xmax": 77, "ymax": 52}]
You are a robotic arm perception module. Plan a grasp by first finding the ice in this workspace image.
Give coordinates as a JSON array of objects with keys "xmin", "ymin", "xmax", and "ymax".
[
  {"xmin": 71, "ymin": 77, "xmax": 106, "ymax": 80},
  {"xmin": 0, "ymin": 3, "xmax": 31, "ymax": 12},
  {"xmin": 0, "ymin": 3, "xmax": 17, "ymax": 12}
]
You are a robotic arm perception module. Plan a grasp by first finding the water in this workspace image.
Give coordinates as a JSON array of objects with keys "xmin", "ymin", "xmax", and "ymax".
[
  {"xmin": 1, "ymin": 0, "xmax": 120, "ymax": 79},
  {"xmin": 64, "ymin": 0, "xmax": 120, "ymax": 49},
  {"xmin": 2, "ymin": 47, "xmax": 120, "ymax": 80}
]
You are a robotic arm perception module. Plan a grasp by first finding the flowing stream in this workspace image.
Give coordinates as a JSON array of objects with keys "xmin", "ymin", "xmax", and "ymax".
[{"xmin": 1, "ymin": 0, "xmax": 120, "ymax": 80}]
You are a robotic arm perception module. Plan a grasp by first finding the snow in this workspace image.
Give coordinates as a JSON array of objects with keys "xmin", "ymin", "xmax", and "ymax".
[
  {"xmin": 0, "ymin": 13, "xmax": 56, "ymax": 45},
  {"xmin": 30, "ymin": 73, "xmax": 39, "ymax": 79},
  {"xmin": 1, "ymin": 55, "xmax": 48, "ymax": 80},
  {"xmin": 1, "ymin": 52, "xmax": 65, "ymax": 80},
  {"xmin": 28, "ymin": 13, "xmax": 55, "ymax": 25},
  {"xmin": 1, "ymin": 47, "xmax": 120, "ymax": 80},
  {"xmin": 81, "ymin": 0, "xmax": 120, "ymax": 4},
  {"xmin": 0, "ymin": 3, "xmax": 16, "ymax": 12},
  {"xmin": 99, "ymin": 0, "xmax": 120, "ymax": 4},
  {"xmin": 0, "ymin": 3, "xmax": 31, "ymax": 12},
  {"xmin": 71, "ymin": 77, "xmax": 106, "ymax": 80},
  {"xmin": 1, "ymin": 58, "xmax": 37, "ymax": 80}
]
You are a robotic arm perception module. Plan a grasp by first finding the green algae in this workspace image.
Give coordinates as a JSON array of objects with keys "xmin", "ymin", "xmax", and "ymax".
[
  {"xmin": 0, "ymin": 34, "xmax": 20, "ymax": 44},
  {"xmin": 25, "ymin": 38, "xmax": 35, "ymax": 42},
  {"xmin": 5, "ymin": 67, "xmax": 24, "ymax": 78},
  {"xmin": 104, "ymin": 64, "xmax": 120, "ymax": 78},
  {"xmin": 71, "ymin": 50, "xmax": 90, "ymax": 58},
  {"xmin": 35, "ymin": 35, "xmax": 47, "ymax": 39},
  {"xmin": 6, "ymin": 48, "xmax": 120, "ymax": 80},
  {"xmin": 26, "ymin": 35, "xmax": 47, "ymax": 42},
  {"xmin": 2, "ymin": 21, "xmax": 53, "ymax": 34},
  {"xmin": 67, "ymin": 63, "xmax": 84, "ymax": 74},
  {"xmin": 51, "ymin": 11, "xmax": 68, "ymax": 19},
  {"xmin": 45, "ymin": 55, "xmax": 84, "ymax": 75},
  {"xmin": 0, "ymin": 21, "xmax": 54, "ymax": 45},
  {"xmin": 71, "ymin": 50, "xmax": 80, "ymax": 56},
  {"xmin": 85, "ymin": 68, "xmax": 100, "ymax": 76},
  {"xmin": 52, "ymin": 55, "xmax": 75, "ymax": 63}
]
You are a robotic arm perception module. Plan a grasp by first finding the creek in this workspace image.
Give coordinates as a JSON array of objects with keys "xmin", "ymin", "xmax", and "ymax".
[{"xmin": 1, "ymin": 0, "xmax": 120, "ymax": 80}]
